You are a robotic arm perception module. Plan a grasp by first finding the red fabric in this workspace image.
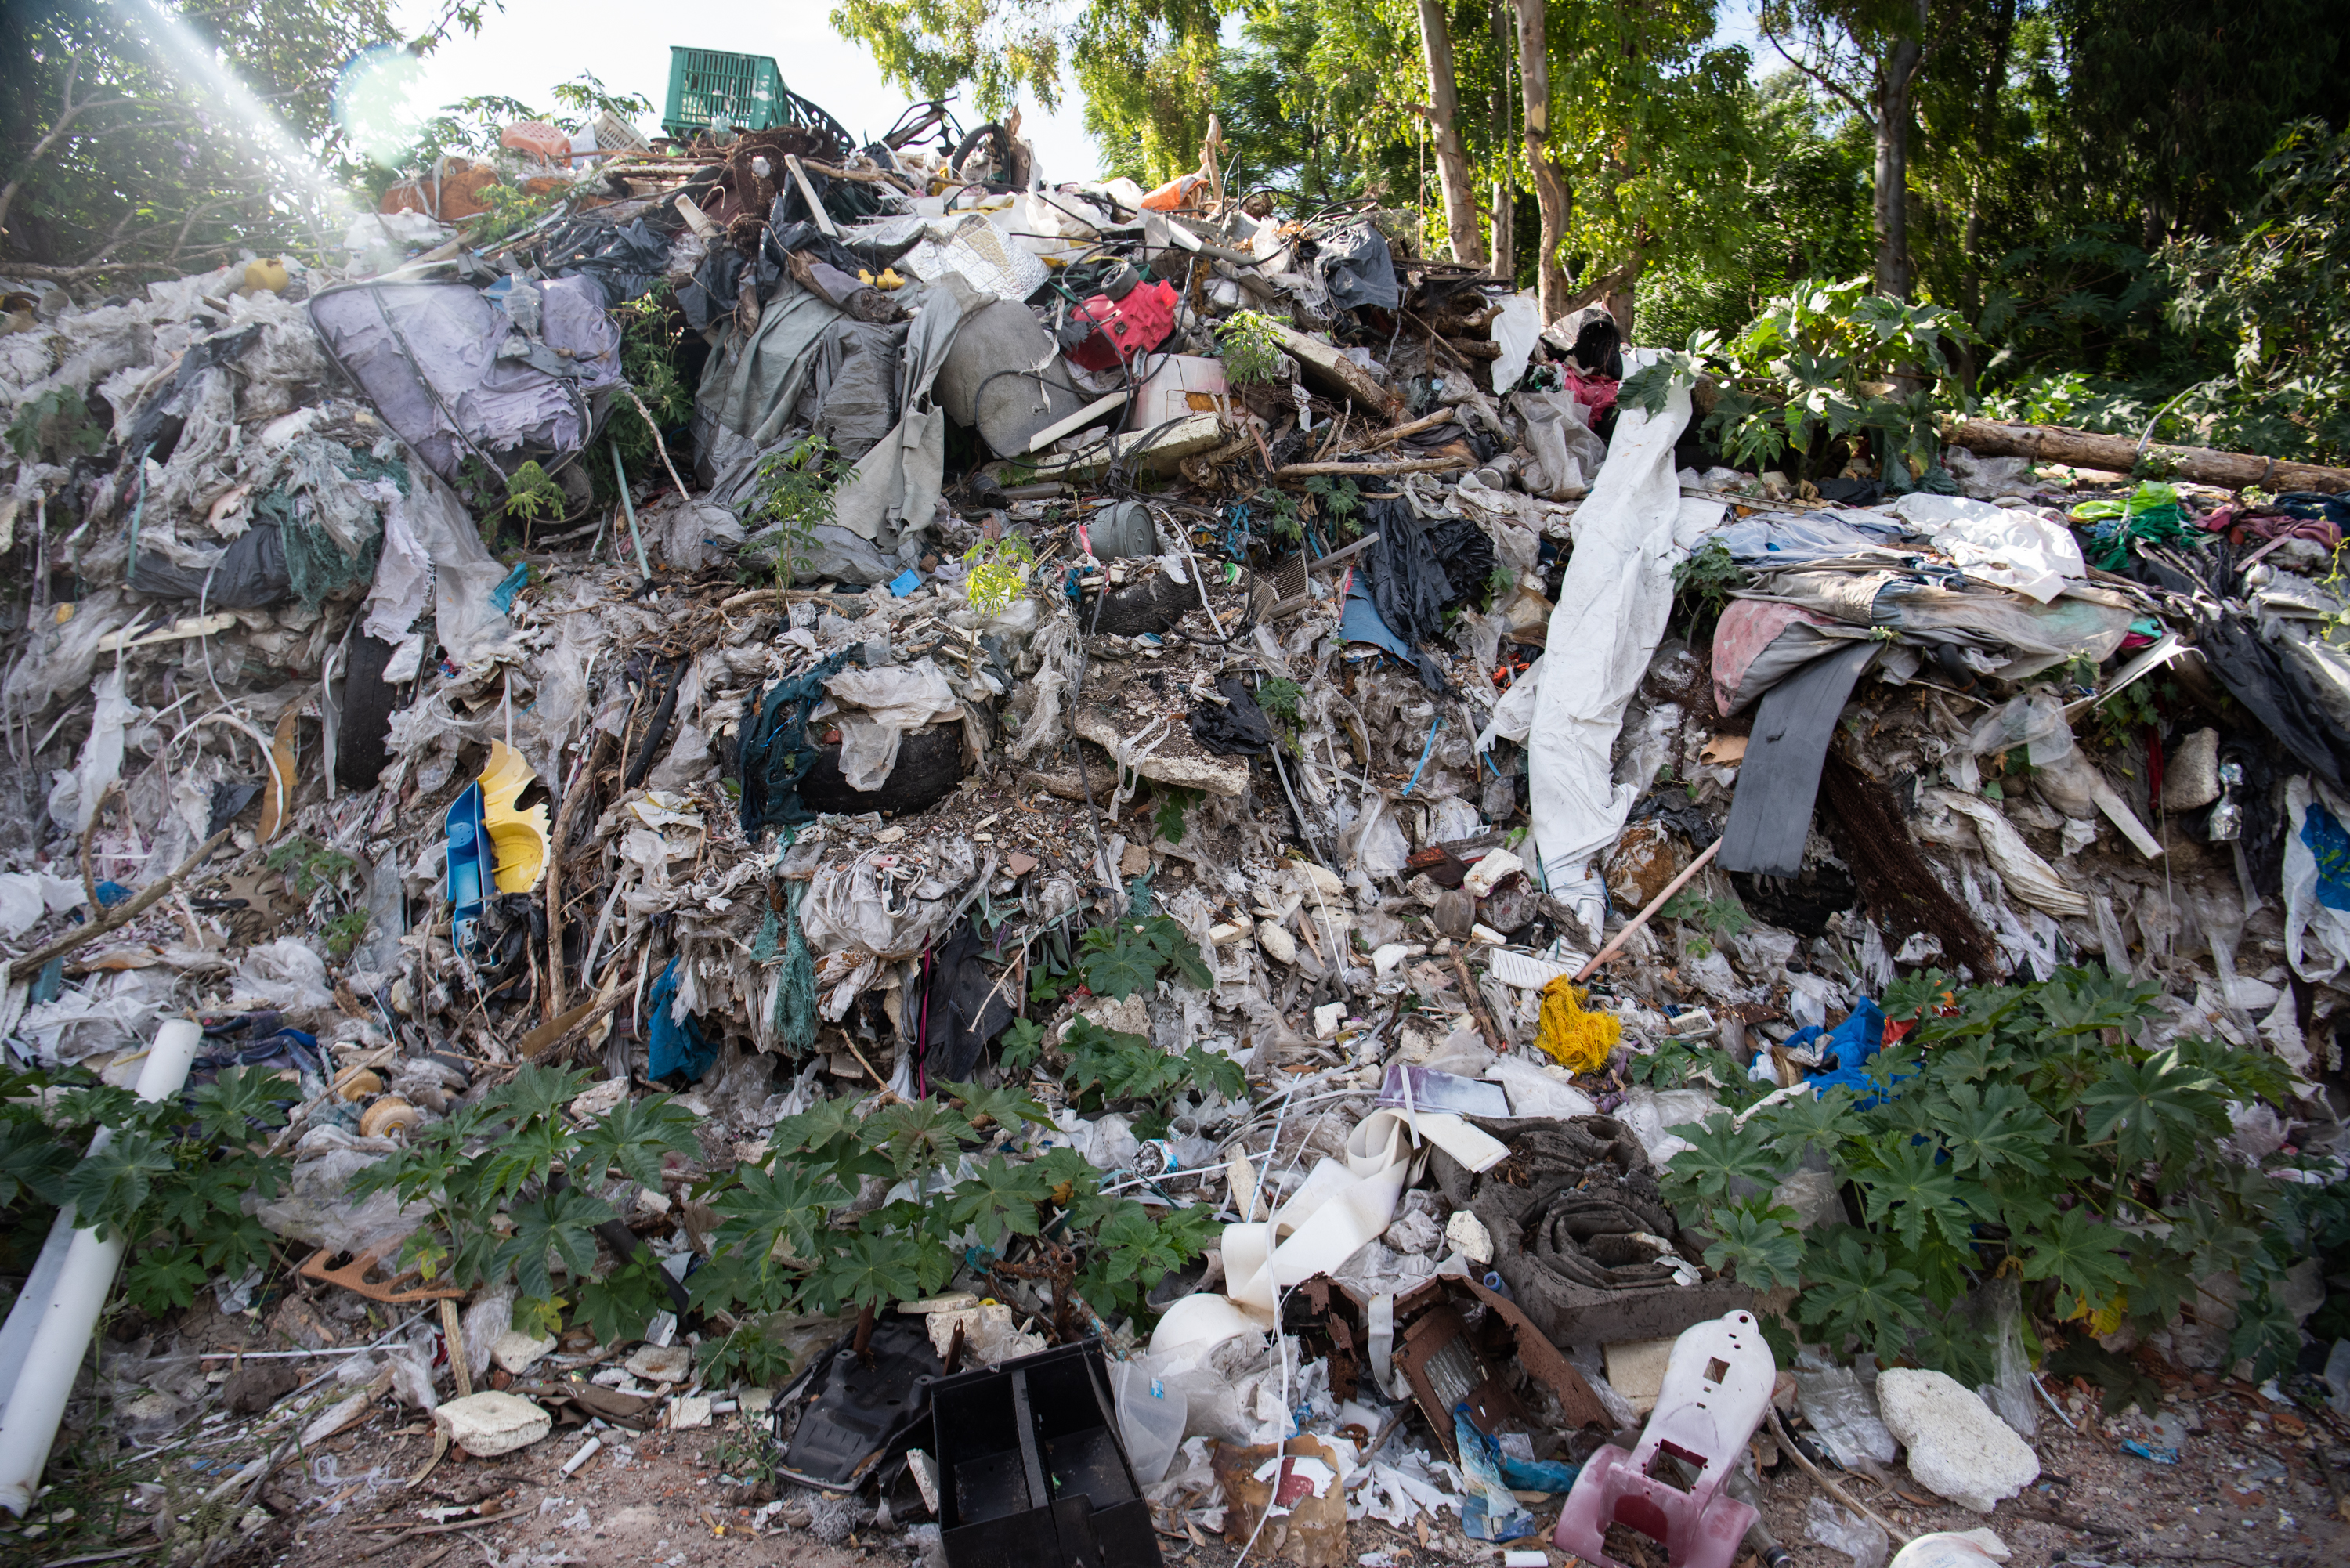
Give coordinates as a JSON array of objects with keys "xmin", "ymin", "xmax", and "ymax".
[{"xmin": 1564, "ymin": 366, "xmax": 1619, "ymax": 418}]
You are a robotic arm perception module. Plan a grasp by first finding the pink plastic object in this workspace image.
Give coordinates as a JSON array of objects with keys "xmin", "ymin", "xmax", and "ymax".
[
  {"xmin": 1553, "ymin": 1310, "xmax": 1774, "ymax": 1568},
  {"xmin": 500, "ymin": 121, "xmax": 573, "ymax": 163}
]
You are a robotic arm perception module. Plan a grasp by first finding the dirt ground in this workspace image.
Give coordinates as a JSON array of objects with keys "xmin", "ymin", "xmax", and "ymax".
[{"xmin": 18, "ymin": 1292, "xmax": 2348, "ymax": 1568}]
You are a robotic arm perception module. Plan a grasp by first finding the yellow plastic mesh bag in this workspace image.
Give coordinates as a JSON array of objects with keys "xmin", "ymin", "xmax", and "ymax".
[{"xmin": 1534, "ymin": 976, "xmax": 1621, "ymax": 1075}]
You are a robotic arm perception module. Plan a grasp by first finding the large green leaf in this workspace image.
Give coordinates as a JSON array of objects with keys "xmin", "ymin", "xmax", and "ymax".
[
  {"xmin": 2079, "ymin": 1050, "xmax": 2225, "ymax": 1168},
  {"xmin": 805, "ymin": 1228, "xmax": 924, "ymax": 1314},
  {"xmin": 496, "ymin": 1185, "xmax": 613, "ymax": 1302},
  {"xmin": 1699, "ymin": 1199, "xmax": 1806, "ymax": 1291},
  {"xmin": 2018, "ymin": 1205, "xmax": 2134, "ymax": 1314},
  {"xmin": 575, "ymin": 1094, "xmax": 703, "ymax": 1190},
  {"xmin": 63, "ymin": 1133, "xmax": 175, "ymax": 1240},
  {"xmin": 1853, "ymin": 1136, "xmax": 1979, "ymax": 1252},
  {"xmin": 1660, "ymin": 1111, "xmax": 1781, "ymax": 1207},
  {"xmin": 1932, "ymin": 1081, "xmax": 2052, "ymax": 1179},
  {"xmin": 944, "ymin": 1154, "xmax": 1050, "ymax": 1251},
  {"xmin": 1795, "ymin": 1230, "xmax": 1925, "ymax": 1363}
]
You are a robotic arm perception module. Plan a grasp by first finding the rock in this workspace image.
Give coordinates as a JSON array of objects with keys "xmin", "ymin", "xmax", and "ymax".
[
  {"xmin": 1313, "ymin": 1002, "xmax": 1343, "ymax": 1039},
  {"xmin": 668, "ymin": 1394, "xmax": 713, "ymax": 1430},
  {"xmin": 1445, "ymin": 1210, "xmax": 1494, "ymax": 1264},
  {"xmin": 1604, "ymin": 819, "xmax": 1689, "ymax": 910},
  {"xmin": 1256, "ymin": 918, "xmax": 1298, "ymax": 965},
  {"xmin": 221, "ymin": 1361, "xmax": 298, "ymax": 1415},
  {"xmin": 624, "ymin": 1344, "xmax": 693, "ymax": 1383},
  {"xmin": 1479, "ymin": 872, "xmax": 1538, "ymax": 934},
  {"xmin": 433, "ymin": 1391, "xmax": 552, "ymax": 1458},
  {"xmin": 1118, "ymin": 842, "xmax": 1152, "ymax": 877},
  {"xmin": 1430, "ymin": 888, "xmax": 1475, "ymax": 939},
  {"xmin": 1462, "ymin": 849, "xmax": 1522, "ymax": 897},
  {"xmin": 1878, "ymin": 1368, "xmax": 2040, "ymax": 1513},
  {"xmin": 493, "ymin": 1328, "xmax": 558, "ymax": 1375},
  {"xmin": 2161, "ymin": 728, "xmax": 2221, "ymax": 810}
]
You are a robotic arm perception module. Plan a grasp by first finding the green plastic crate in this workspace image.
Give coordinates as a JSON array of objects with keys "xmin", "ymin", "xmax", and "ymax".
[{"xmin": 663, "ymin": 47, "xmax": 784, "ymax": 140}]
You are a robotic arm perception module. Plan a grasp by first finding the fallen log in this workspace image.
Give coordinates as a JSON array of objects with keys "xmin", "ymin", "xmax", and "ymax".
[
  {"xmin": 1274, "ymin": 456, "xmax": 1469, "ymax": 479},
  {"xmin": 1267, "ymin": 323, "xmax": 1403, "ymax": 419},
  {"xmin": 1941, "ymin": 417, "xmax": 2350, "ymax": 494}
]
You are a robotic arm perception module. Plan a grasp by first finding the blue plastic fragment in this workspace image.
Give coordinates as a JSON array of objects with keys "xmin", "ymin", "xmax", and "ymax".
[
  {"xmin": 888, "ymin": 568, "xmax": 923, "ymax": 597},
  {"xmin": 489, "ymin": 562, "xmax": 532, "ymax": 613},
  {"xmin": 93, "ymin": 880, "xmax": 132, "ymax": 909},
  {"xmin": 646, "ymin": 956, "xmax": 717, "ymax": 1082},
  {"xmin": 444, "ymin": 782, "xmax": 490, "ymax": 952},
  {"xmin": 2121, "ymin": 1439, "xmax": 2178, "ymax": 1464}
]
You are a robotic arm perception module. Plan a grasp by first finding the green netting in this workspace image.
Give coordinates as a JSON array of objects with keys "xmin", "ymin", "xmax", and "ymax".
[
  {"xmin": 271, "ymin": 443, "xmax": 410, "ymax": 610},
  {"xmin": 773, "ymin": 879, "xmax": 818, "ymax": 1053}
]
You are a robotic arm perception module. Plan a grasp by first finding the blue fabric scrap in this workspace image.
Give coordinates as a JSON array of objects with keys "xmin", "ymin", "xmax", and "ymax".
[
  {"xmin": 2301, "ymin": 799, "xmax": 2350, "ymax": 912},
  {"xmin": 646, "ymin": 956, "xmax": 717, "ymax": 1082}
]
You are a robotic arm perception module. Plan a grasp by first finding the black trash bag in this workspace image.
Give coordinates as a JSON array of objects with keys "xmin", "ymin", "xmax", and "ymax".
[
  {"xmin": 765, "ymin": 214, "xmax": 874, "ymax": 279},
  {"xmin": 1361, "ymin": 497, "xmax": 1453, "ymax": 645},
  {"xmin": 1189, "ymin": 676, "xmax": 1274, "ymax": 756},
  {"xmin": 739, "ymin": 652, "xmax": 862, "ymax": 834},
  {"xmin": 919, "ymin": 916, "xmax": 1016, "ymax": 1084},
  {"xmin": 1423, "ymin": 517, "xmax": 1494, "ymax": 609},
  {"xmin": 128, "ymin": 519, "xmax": 290, "ymax": 608},
  {"xmin": 1316, "ymin": 222, "xmax": 1400, "ymax": 313},
  {"xmin": 539, "ymin": 216, "xmax": 672, "ymax": 305}
]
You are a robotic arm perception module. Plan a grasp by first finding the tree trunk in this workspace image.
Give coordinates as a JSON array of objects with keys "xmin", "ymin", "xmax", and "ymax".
[
  {"xmin": 1488, "ymin": 0, "xmax": 1515, "ymax": 282},
  {"xmin": 1511, "ymin": 0, "xmax": 1574, "ymax": 320},
  {"xmin": 1415, "ymin": 0, "xmax": 1485, "ymax": 266},
  {"xmin": 1871, "ymin": 2, "xmax": 1929, "ymax": 298},
  {"xmin": 1941, "ymin": 417, "xmax": 2350, "ymax": 494}
]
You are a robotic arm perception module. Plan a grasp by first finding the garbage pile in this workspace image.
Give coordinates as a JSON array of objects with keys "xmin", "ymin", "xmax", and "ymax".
[{"xmin": 1, "ymin": 90, "xmax": 2347, "ymax": 1568}]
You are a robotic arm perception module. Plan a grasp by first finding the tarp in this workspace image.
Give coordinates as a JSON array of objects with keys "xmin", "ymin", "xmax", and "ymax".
[
  {"xmin": 830, "ymin": 274, "xmax": 983, "ymax": 543},
  {"xmin": 307, "ymin": 277, "xmax": 621, "ymax": 482},
  {"xmin": 1526, "ymin": 363, "xmax": 1719, "ymax": 933}
]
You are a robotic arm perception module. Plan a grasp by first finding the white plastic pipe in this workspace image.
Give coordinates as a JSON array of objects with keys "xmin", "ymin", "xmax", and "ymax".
[{"xmin": 0, "ymin": 1018, "xmax": 203, "ymax": 1516}]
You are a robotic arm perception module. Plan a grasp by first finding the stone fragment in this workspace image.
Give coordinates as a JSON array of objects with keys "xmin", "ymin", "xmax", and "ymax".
[
  {"xmin": 493, "ymin": 1328, "xmax": 558, "ymax": 1375},
  {"xmin": 1877, "ymin": 1368, "xmax": 2040, "ymax": 1513},
  {"xmin": 1256, "ymin": 918, "xmax": 1298, "ymax": 965},
  {"xmin": 433, "ymin": 1391, "xmax": 552, "ymax": 1458},
  {"xmin": 624, "ymin": 1344, "xmax": 693, "ymax": 1384},
  {"xmin": 221, "ymin": 1362, "xmax": 298, "ymax": 1416}
]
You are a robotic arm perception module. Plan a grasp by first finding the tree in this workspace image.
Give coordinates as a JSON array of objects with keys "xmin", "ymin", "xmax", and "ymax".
[
  {"xmin": 0, "ymin": 0, "xmax": 411, "ymax": 280},
  {"xmin": 1412, "ymin": 0, "xmax": 1484, "ymax": 265},
  {"xmin": 1759, "ymin": 0, "xmax": 1936, "ymax": 298},
  {"xmin": 1508, "ymin": 0, "xmax": 1574, "ymax": 315}
]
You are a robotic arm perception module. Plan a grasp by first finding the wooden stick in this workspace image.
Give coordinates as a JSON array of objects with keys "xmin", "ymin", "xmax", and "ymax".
[
  {"xmin": 9, "ymin": 829, "xmax": 232, "ymax": 979},
  {"xmin": 1769, "ymin": 1407, "xmax": 1914, "ymax": 1546},
  {"xmin": 544, "ymin": 727, "xmax": 610, "ymax": 1018},
  {"xmin": 1347, "ymin": 408, "xmax": 1460, "ymax": 454},
  {"xmin": 1274, "ymin": 457, "xmax": 1468, "ymax": 479},
  {"xmin": 439, "ymin": 1298, "xmax": 472, "ymax": 1401},
  {"xmin": 1452, "ymin": 952, "xmax": 1506, "ymax": 1053},
  {"xmin": 1572, "ymin": 837, "xmax": 1722, "ymax": 981},
  {"xmin": 1940, "ymin": 415, "xmax": 2350, "ymax": 493}
]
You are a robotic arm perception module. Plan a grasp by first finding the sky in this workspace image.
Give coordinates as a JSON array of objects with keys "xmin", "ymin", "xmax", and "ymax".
[
  {"xmin": 380, "ymin": 0, "xmax": 1104, "ymax": 179},
  {"xmin": 373, "ymin": 1, "xmax": 1773, "ymax": 185}
]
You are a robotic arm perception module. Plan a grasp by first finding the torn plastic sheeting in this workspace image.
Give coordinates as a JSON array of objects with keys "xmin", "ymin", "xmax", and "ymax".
[
  {"xmin": 2283, "ymin": 775, "xmax": 2350, "ymax": 983},
  {"xmin": 306, "ymin": 278, "xmax": 620, "ymax": 483},
  {"xmin": 646, "ymin": 956, "xmax": 716, "ymax": 1082},
  {"xmin": 1487, "ymin": 294, "xmax": 1542, "ymax": 394},
  {"xmin": 1527, "ymin": 362, "xmax": 1718, "ymax": 930},
  {"xmin": 371, "ymin": 456, "xmax": 513, "ymax": 668},
  {"xmin": 1886, "ymin": 492, "xmax": 2085, "ymax": 602},
  {"xmin": 830, "ymin": 274, "xmax": 984, "ymax": 544},
  {"xmin": 1315, "ymin": 223, "xmax": 1400, "ymax": 313},
  {"xmin": 1511, "ymin": 386, "xmax": 1607, "ymax": 500},
  {"xmin": 1216, "ymin": 1107, "xmax": 1504, "ymax": 1317},
  {"xmin": 1925, "ymin": 789, "xmax": 2090, "ymax": 918},
  {"xmin": 125, "ymin": 518, "xmax": 291, "ymax": 608},
  {"xmin": 0, "ymin": 873, "xmax": 82, "ymax": 939},
  {"xmin": 1189, "ymin": 676, "xmax": 1275, "ymax": 756},
  {"xmin": 1710, "ymin": 598, "xmax": 1877, "ymax": 715},
  {"xmin": 815, "ymin": 657, "xmax": 967, "ymax": 792},
  {"xmin": 1705, "ymin": 508, "xmax": 1917, "ymax": 566}
]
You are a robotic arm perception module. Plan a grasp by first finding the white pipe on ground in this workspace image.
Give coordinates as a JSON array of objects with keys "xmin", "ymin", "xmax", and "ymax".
[{"xmin": 0, "ymin": 1018, "xmax": 203, "ymax": 1516}]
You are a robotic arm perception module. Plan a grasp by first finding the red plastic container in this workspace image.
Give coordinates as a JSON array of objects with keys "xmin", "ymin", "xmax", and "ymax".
[{"xmin": 1063, "ymin": 279, "xmax": 1178, "ymax": 372}]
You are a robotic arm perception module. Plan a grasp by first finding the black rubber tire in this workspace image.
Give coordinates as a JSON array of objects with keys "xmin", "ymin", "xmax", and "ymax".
[
  {"xmin": 1087, "ymin": 570, "xmax": 1192, "ymax": 636},
  {"xmin": 335, "ymin": 633, "xmax": 403, "ymax": 791},
  {"xmin": 796, "ymin": 721, "xmax": 968, "ymax": 817}
]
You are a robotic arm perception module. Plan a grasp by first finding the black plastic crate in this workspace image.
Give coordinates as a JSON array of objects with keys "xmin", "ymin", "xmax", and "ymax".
[{"xmin": 927, "ymin": 1340, "xmax": 1163, "ymax": 1568}]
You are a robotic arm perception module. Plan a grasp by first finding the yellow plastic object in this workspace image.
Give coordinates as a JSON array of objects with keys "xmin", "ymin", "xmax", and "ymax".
[
  {"xmin": 874, "ymin": 267, "xmax": 905, "ymax": 291},
  {"xmin": 479, "ymin": 740, "xmax": 551, "ymax": 894},
  {"xmin": 240, "ymin": 258, "xmax": 290, "ymax": 294},
  {"xmin": 1534, "ymin": 976, "xmax": 1622, "ymax": 1075}
]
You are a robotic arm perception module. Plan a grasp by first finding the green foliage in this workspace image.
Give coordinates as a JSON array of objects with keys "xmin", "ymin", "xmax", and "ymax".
[
  {"xmin": 1073, "ymin": 913, "xmax": 1213, "ymax": 999},
  {"xmin": 1216, "ymin": 310, "xmax": 1288, "ymax": 385},
  {"xmin": 502, "ymin": 461, "xmax": 566, "ymax": 523},
  {"xmin": 352, "ymin": 1064, "xmax": 702, "ymax": 1329},
  {"xmin": 264, "ymin": 836, "xmax": 358, "ymax": 900},
  {"xmin": 1255, "ymin": 677, "xmax": 1303, "ymax": 724},
  {"xmin": 1633, "ymin": 280, "xmax": 1972, "ymax": 486},
  {"xmin": 2164, "ymin": 121, "xmax": 2350, "ymax": 465},
  {"xmin": 1658, "ymin": 967, "xmax": 2316, "ymax": 1378},
  {"xmin": 1303, "ymin": 475, "xmax": 1363, "ymax": 536},
  {"xmin": 0, "ymin": 1064, "xmax": 287, "ymax": 1317},
  {"xmin": 610, "ymin": 287, "xmax": 696, "ymax": 480},
  {"xmin": 736, "ymin": 438, "xmax": 841, "ymax": 589},
  {"xmin": 322, "ymin": 909, "xmax": 371, "ymax": 961},
  {"xmin": 686, "ymin": 1072, "xmax": 1213, "ymax": 1342},
  {"xmin": 1059, "ymin": 1019, "xmax": 1247, "ymax": 1116},
  {"xmin": 1152, "ymin": 785, "xmax": 1202, "ymax": 845},
  {"xmin": 963, "ymin": 533, "xmax": 1036, "ymax": 616},
  {"xmin": 1669, "ymin": 539, "xmax": 1746, "ymax": 639},
  {"xmin": 6, "ymin": 387, "xmax": 107, "ymax": 464}
]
